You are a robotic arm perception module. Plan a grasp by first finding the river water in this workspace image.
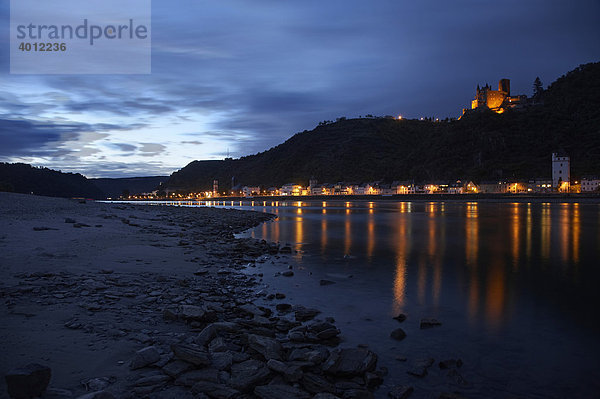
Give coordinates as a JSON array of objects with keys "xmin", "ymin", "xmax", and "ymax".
[{"xmin": 169, "ymin": 199, "xmax": 600, "ymax": 398}]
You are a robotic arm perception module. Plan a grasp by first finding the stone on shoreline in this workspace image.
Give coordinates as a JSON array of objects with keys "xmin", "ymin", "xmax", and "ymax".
[
  {"xmin": 254, "ymin": 384, "xmax": 311, "ymax": 399},
  {"xmin": 365, "ymin": 371, "xmax": 384, "ymax": 388},
  {"xmin": 438, "ymin": 393, "xmax": 468, "ymax": 399},
  {"xmin": 196, "ymin": 322, "xmax": 238, "ymax": 346},
  {"xmin": 208, "ymin": 337, "xmax": 228, "ymax": 353},
  {"xmin": 390, "ymin": 328, "xmax": 407, "ymax": 341},
  {"xmin": 446, "ymin": 368, "xmax": 469, "ymax": 386},
  {"xmin": 322, "ymin": 348, "xmax": 377, "ymax": 377},
  {"xmin": 320, "ymin": 279, "xmax": 335, "ymax": 286},
  {"xmin": 162, "ymin": 360, "xmax": 194, "ymax": 378},
  {"xmin": 130, "ymin": 346, "xmax": 161, "ymax": 370},
  {"xmin": 341, "ymin": 388, "xmax": 374, "ymax": 398},
  {"xmin": 407, "ymin": 358, "xmax": 434, "ymax": 378},
  {"xmin": 393, "ymin": 313, "xmax": 407, "ymax": 322},
  {"xmin": 294, "ymin": 306, "xmax": 321, "ymax": 322},
  {"xmin": 388, "ymin": 385, "xmax": 413, "ymax": 399},
  {"xmin": 175, "ymin": 369, "xmax": 219, "ymax": 386},
  {"xmin": 171, "ymin": 344, "xmax": 212, "ymax": 367},
  {"xmin": 162, "ymin": 308, "xmax": 179, "ymax": 321},
  {"xmin": 266, "ymin": 359, "xmax": 303, "ymax": 382},
  {"xmin": 288, "ymin": 321, "xmax": 341, "ymax": 344},
  {"xmin": 309, "ymin": 321, "xmax": 341, "ymax": 340},
  {"xmin": 5, "ymin": 363, "xmax": 51, "ymax": 399},
  {"xmin": 439, "ymin": 359, "xmax": 463, "ymax": 369},
  {"xmin": 191, "ymin": 381, "xmax": 239, "ymax": 399},
  {"xmin": 247, "ymin": 334, "xmax": 283, "ymax": 361},
  {"xmin": 229, "ymin": 359, "xmax": 271, "ymax": 392},
  {"xmin": 180, "ymin": 305, "xmax": 206, "ymax": 321},
  {"xmin": 301, "ymin": 373, "xmax": 336, "ymax": 394},
  {"xmin": 239, "ymin": 303, "xmax": 267, "ymax": 317},
  {"xmin": 420, "ymin": 318, "xmax": 441, "ymax": 329},
  {"xmin": 75, "ymin": 391, "xmax": 116, "ymax": 399},
  {"xmin": 134, "ymin": 374, "xmax": 171, "ymax": 387},
  {"xmin": 211, "ymin": 352, "xmax": 233, "ymax": 371},
  {"xmin": 275, "ymin": 303, "xmax": 292, "ymax": 312},
  {"xmin": 313, "ymin": 394, "xmax": 341, "ymax": 399},
  {"xmin": 81, "ymin": 376, "xmax": 115, "ymax": 391}
]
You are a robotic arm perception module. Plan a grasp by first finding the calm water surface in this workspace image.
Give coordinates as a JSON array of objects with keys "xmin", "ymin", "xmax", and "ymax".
[{"xmin": 182, "ymin": 200, "xmax": 600, "ymax": 398}]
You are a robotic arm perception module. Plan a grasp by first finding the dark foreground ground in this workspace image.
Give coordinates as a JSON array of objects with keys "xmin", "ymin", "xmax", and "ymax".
[{"xmin": 0, "ymin": 193, "xmax": 399, "ymax": 399}]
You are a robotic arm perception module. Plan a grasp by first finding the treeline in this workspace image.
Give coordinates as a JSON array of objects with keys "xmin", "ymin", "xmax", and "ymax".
[
  {"xmin": 0, "ymin": 163, "xmax": 105, "ymax": 198},
  {"xmin": 0, "ymin": 163, "xmax": 167, "ymax": 199}
]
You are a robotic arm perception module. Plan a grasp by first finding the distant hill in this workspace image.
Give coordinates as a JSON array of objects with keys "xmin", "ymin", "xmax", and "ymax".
[
  {"xmin": 0, "ymin": 163, "xmax": 167, "ymax": 199},
  {"xmin": 166, "ymin": 62, "xmax": 600, "ymax": 191},
  {"xmin": 0, "ymin": 163, "xmax": 105, "ymax": 198},
  {"xmin": 91, "ymin": 176, "xmax": 167, "ymax": 198}
]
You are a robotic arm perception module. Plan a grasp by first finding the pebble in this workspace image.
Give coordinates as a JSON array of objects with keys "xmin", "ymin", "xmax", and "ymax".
[
  {"xmin": 420, "ymin": 318, "xmax": 442, "ymax": 329},
  {"xmin": 390, "ymin": 328, "xmax": 407, "ymax": 341},
  {"xmin": 130, "ymin": 346, "xmax": 161, "ymax": 370},
  {"xmin": 393, "ymin": 313, "xmax": 407, "ymax": 322}
]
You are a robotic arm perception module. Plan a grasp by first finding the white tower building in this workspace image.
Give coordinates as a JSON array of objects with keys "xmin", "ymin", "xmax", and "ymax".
[{"xmin": 552, "ymin": 152, "xmax": 570, "ymax": 192}]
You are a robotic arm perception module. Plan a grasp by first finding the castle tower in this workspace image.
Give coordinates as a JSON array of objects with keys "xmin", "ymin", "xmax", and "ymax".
[
  {"xmin": 499, "ymin": 79, "xmax": 510, "ymax": 95},
  {"xmin": 552, "ymin": 152, "xmax": 570, "ymax": 192}
]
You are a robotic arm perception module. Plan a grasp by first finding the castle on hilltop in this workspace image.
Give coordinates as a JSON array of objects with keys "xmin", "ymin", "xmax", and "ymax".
[{"xmin": 465, "ymin": 78, "xmax": 527, "ymax": 114}]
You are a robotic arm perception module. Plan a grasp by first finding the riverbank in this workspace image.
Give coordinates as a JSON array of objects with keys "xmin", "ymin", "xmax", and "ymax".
[
  {"xmin": 122, "ymin": 192, "xmax": 600, "ymax": 204},
  {"xmin": 0, "ymin": 193, "xmax": 393, "ymax": 399}
]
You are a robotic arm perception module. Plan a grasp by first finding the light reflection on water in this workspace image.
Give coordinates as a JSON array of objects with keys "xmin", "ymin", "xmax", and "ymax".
[
  {"xmin": 170, "ymin": 200, "xmax": 593, "ymax": 307},
  {"xmin": 246, "ymin": 201, "xmax": 586, "ymax": 323},
  {"xmin": 143, "ymin": 199, "xmax": 599, "ymax": 397},
  {"xmin": 176, "ymin": 199, "xmax": 594, "ymax": 323}
]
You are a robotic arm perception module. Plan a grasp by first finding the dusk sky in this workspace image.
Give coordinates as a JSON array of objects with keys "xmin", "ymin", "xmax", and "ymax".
[{"xmin": 1, "ymin": 0, "xmax": 599, "ymax": 178}]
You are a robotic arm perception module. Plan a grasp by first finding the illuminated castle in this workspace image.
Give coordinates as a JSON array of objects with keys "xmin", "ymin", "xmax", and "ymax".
[{"xmin": 469, "ymin": 79, "xmax": 527, "ymax": 114}]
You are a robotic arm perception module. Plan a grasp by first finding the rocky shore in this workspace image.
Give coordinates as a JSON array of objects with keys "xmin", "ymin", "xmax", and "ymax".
[{"xmin": 0, "ymin": 193, "xmax": 393, "ymax": 399}]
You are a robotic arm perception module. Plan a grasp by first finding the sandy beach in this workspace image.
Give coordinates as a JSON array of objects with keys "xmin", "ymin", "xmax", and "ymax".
[{"xmin": 0, "ymin": 193, "xmax": 387, "ymax": 399}]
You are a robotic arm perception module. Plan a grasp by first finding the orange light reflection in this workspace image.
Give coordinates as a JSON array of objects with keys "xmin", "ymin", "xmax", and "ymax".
[{"xmin": 541, "ymin": 203, "xmax": 551, "ymax": 260}]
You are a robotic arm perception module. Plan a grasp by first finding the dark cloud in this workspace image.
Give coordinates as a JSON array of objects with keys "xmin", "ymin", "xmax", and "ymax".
[
  {"xmin": 63, "ymin": 98, "xmax": 175, "ymax": 116},
  {"xmin": 41, "ymin": 160, "xmax": 175, "ymax": 179},
  {"xmin": 0, "ymin": 118, "xmax": 137, "ymax": 158},
  {"xmin": 0, "ymin": 119, "xmax": 67, "ymax": 156}
]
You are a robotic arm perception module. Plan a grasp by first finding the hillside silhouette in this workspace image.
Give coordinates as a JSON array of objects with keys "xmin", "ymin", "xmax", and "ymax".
[
  {"xmin": 0, "ymin": 164, "xmax": 167, "ymax": 198},
  {"xmin": 166, "ymin": 62, "xmax": 600, "ymax": 191},
  {"xmin": 91, "ymin": 176, "xmax": 168, "ymax": 198},
  {"xmin": 0, "ymin": 163, "xmax": 105, "ymax": 198}
]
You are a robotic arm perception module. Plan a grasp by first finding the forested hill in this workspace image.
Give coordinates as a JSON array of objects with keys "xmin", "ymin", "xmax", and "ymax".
[
  {"xmin": 0, "ymin": 163, "xmax": 106, "ymax": 198},
  {"xmin": 168, "ymin": 62, "xmax": 598, "ymax": 191},
  {"xmin": 91, "ymin": 176, "xmax": 167, "ymax": 198}
]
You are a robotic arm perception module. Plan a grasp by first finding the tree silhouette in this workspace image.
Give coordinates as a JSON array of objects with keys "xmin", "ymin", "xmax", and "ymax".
[{"xmin": 533, "ymin": 77, "xmax": 544, "ymax": 102}]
